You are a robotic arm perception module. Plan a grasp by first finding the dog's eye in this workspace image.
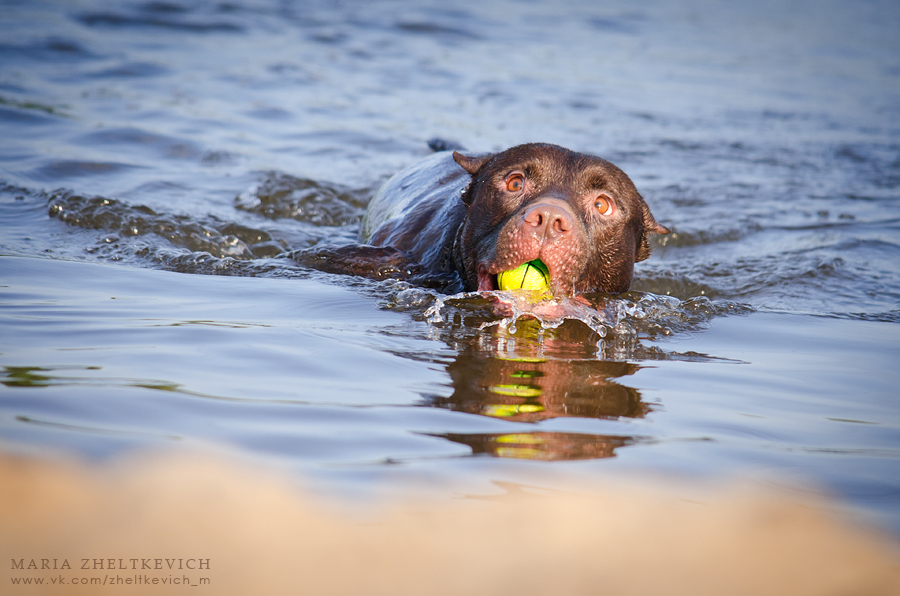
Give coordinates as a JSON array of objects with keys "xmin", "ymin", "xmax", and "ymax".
[
  {"xmin": 505, "ymin": 173, "xmax": 525, "ymax": 192},
  {"xmin": 594, "ymin": 195, "xmax": 614, "ymax": 216}
]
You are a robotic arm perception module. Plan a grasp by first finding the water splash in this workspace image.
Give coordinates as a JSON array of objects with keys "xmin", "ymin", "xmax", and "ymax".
[
  {"xmin": 477, "ymin": 292, "xmax": 610, "ymax": 336},
  {"xmin": 235, "ymin": 172, "xmax": 369, "ymax": 226},
  {"xmin": 417, "ymin": 288, "xmax": 751, "ymax": 341}
]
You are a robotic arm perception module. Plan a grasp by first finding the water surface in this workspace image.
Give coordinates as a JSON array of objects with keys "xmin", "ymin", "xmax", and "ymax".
[{"xmin": 1, "ymin": 0, "xmax": 899, "ymax": 530}]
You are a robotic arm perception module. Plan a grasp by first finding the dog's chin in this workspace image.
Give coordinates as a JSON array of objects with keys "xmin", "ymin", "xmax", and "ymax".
[{"xmin": 479, "ymin": 291, "xmax": 573, "ymax": 322}]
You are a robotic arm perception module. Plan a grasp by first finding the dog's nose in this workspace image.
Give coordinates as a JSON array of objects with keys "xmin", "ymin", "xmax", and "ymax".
[{"xmin": 523, "ymin": 202, "xmax": 573, "ymax": 240}]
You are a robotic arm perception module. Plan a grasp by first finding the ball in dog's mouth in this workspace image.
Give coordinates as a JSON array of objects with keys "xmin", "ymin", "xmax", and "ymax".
[{"xmin": 497, "ymin": 259, "xmax": 551, "ymax": 292}]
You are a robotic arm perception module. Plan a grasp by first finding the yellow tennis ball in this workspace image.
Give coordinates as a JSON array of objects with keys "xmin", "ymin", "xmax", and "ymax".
[{"xmin": 497, "ymin": 260, "xmax": 551, "ymax": 291}]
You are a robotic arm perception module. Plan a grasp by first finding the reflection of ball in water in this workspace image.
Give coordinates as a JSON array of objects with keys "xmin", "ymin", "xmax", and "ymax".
[{"xmin": 497, "ymin": 260, "xmax": 551, "ymax": 291}]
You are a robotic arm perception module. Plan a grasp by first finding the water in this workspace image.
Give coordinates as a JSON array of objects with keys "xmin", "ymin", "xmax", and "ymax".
[{"xmin": 1, "ymin": 0, "xmax": 899, "ymax": 531}]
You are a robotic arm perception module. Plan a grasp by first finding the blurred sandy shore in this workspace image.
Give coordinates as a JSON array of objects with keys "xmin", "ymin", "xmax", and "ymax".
[{"xmin": 2, "ymin": 452, "xmax": 898, "ymax": 596}]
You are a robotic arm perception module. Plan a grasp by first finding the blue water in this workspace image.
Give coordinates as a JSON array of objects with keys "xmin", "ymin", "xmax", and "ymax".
[{"xmin": 1, "ymin": 0, "xmax": 899, "ymax": 530}]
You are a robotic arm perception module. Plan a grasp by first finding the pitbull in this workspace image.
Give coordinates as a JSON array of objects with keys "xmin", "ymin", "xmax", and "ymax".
[{"xmin": 297, "ymin": 143, "xmax": 669, "ymax": 296}]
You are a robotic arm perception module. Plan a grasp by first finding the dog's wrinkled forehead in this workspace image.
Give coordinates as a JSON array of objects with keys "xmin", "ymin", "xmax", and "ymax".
[
  {"xmin": 486, "ymin": 144, "xmax": 572, "ymax": 179},
  {"xmin": 490, "ymin": 143, "xmax": 568, "ymax": 168},
  {"xmin": 453, "ymin": 143, "xmax": 644, "ymax": 215},
  {"xmin": 478, "ymin": 143, "xmax": 628, "ymax": 188}
]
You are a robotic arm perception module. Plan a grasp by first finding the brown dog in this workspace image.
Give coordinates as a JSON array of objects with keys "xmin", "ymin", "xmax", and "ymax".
[{"xmin": 299, "ymin": 143, "xmax": 669, "ymax": 295}]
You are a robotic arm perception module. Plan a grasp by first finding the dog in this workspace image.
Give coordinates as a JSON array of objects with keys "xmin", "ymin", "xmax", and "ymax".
[{"xmin": 295, "ymin": 143, "xmax": 669, "ymax": 295}]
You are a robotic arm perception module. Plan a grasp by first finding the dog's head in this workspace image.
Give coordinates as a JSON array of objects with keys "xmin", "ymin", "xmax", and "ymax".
[{"xmin": 453, "ymin": 143, "xmax": 668, "ymax": 295}]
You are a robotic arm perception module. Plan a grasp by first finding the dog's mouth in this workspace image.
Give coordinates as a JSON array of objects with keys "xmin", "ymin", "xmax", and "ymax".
[
  {"xmin": 477, "ymin": 258, "xmax": 585, "ymax": 297},
  {"xmin": 477, "ymin": 260, "xmax": 555, "ymax": 294},
  {"xmin": 477, "ymin": 264, "xmax": 498, "ymax": 292}
]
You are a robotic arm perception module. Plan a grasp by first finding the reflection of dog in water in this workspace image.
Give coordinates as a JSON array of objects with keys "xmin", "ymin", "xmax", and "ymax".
[
  {"xmin": 423, "ymin": 327, "xmax": 648, "ymax": 460},
  {"xmin": 2, "ymin": 452, "xmax": 898, "ymax": 595}
]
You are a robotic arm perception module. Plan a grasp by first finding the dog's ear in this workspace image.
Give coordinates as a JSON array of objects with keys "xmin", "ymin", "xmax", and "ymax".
[
  {"xmin": 636, "ymin": 202, "xmax": 670, "ymax": 262},
  {"xmin": 453, "ymin": 151, "xmax": 494, "ymax": 176}
]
